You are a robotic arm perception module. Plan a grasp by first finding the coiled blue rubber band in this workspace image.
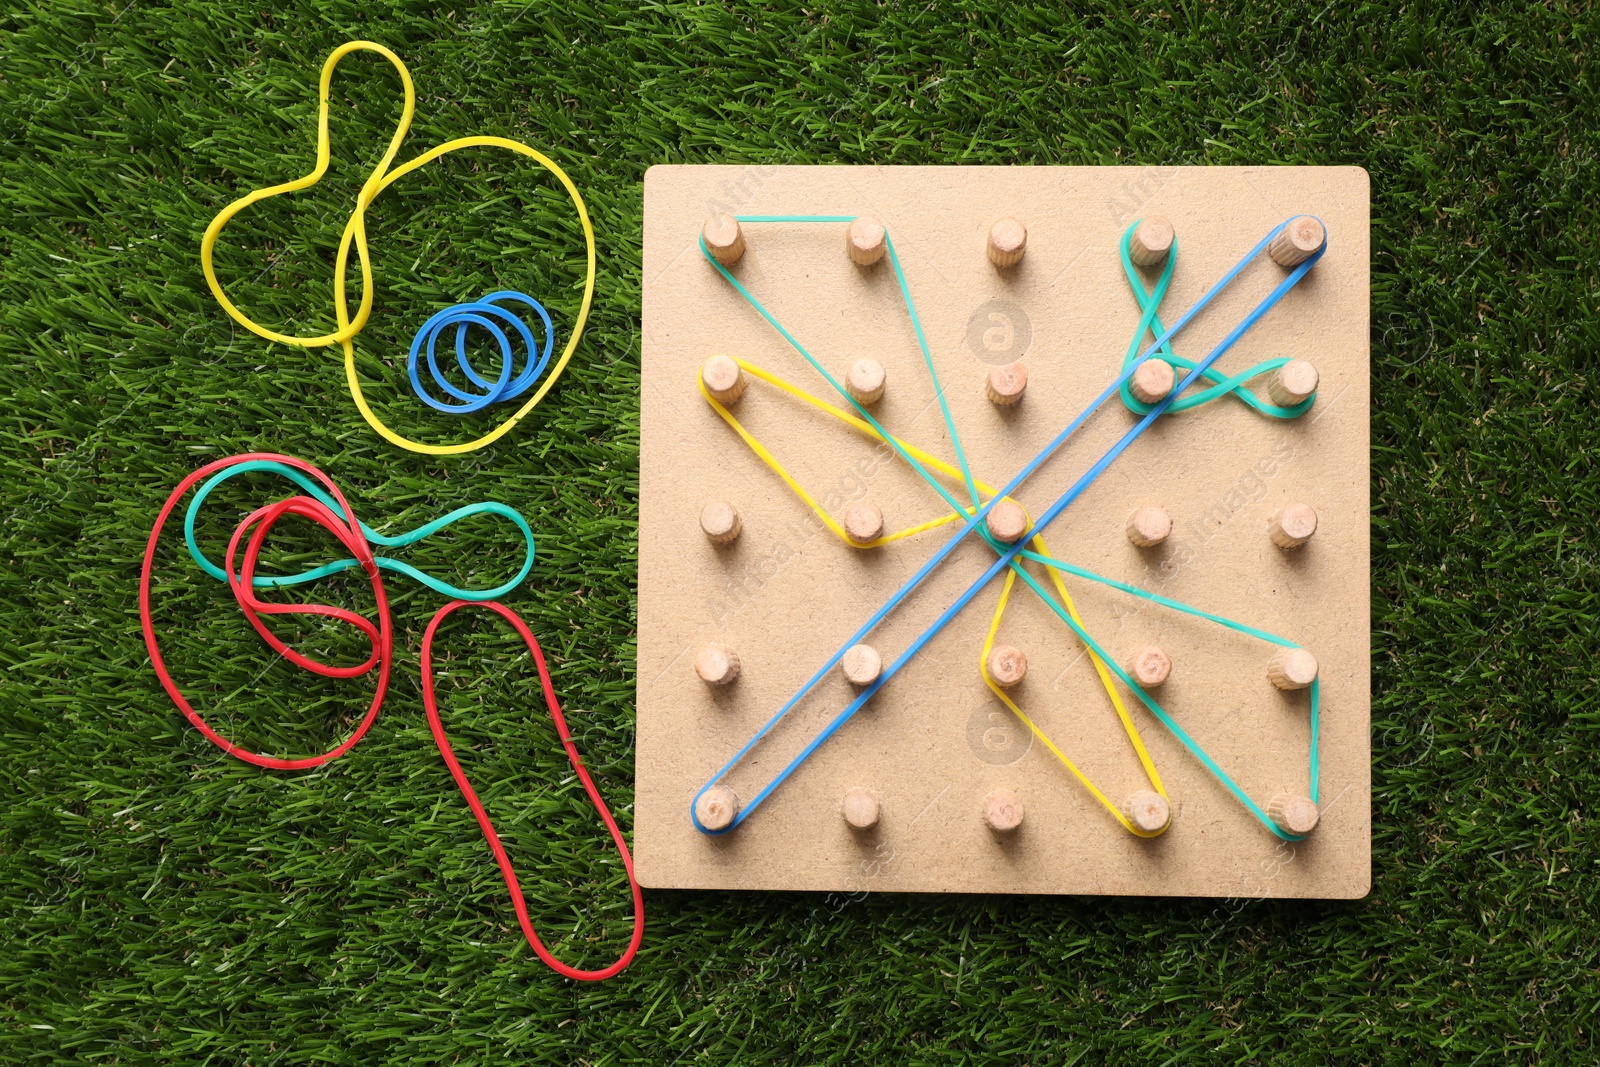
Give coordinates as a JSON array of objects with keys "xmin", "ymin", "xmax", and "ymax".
[
  {"xmin": 693, "ymin": 219, "xmax": 1325, "ymax": 837},
  {"xmin": 183, "ymin": 459, "xmax": 535, "ymax": 601},
  {"xmin": 407, "ymin": 290, "xmax": 555, "ymax": 414}
]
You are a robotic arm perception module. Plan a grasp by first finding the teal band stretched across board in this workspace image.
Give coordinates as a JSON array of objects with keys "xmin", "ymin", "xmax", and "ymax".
[
  {"xmin": 1116, "ymin": 220, "xmax": 1315, "ymax": 419},
  {"xmin": 1011, "ymin": 547, "xmax": 1321, "ymax": 833},
  {"xmin": 183, "ymin": 459, "xmax": 535, "ymax": 601}
]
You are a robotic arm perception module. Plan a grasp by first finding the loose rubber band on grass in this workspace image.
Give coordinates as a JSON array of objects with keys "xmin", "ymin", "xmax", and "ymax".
[
  {"xmin": 183, "ymin": 459, "xmax": 535, "ymax": 601},
  {"xmin": 408, "ymin": 291, "xmax": 555, "ymax": 414},
  {"xmin": 141, "ymin": 453, "xmax": 640, "ymax": 979},
  {"xmin": 199, "ymin": 41, "xmax": 596, "ymax": 455}
]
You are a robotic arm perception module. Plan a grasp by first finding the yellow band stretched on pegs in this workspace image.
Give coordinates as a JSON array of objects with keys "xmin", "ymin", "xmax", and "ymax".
[
  {"xmin": 199, "ymin": 41, "xmax": 597, "ymax": 456},
  {"xmin": 980, "ymin": 567, "xmax": 1169, "ymax": 837},
  {"xmin": 700, "ymin": 355, "xmax": 1169, "ymax": 835}
]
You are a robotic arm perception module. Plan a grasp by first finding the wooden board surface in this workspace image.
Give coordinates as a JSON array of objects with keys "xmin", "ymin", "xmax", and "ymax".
[{"xmin": 637, "ymin": 165, "xmax": 1370, "ymax": 898}]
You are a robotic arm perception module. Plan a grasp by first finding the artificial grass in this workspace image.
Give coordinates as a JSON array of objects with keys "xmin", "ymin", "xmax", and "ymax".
[{"xmin": 2, "ymin": 1, "xmax": 1598, "ymax": 1063}]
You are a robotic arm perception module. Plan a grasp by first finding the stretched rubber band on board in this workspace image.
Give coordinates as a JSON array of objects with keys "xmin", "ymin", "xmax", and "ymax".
[
  {"xmin": 1117, "ymin": 220, "xmax": 1314, "ymax": 418},
  {"xmin": 692, "ymin": 220, "xmax": 1325, "ymax": 839},
  {"xmin": 200, "ymin": 41, "xmax": 596, "ymax": 455},
  {"xmin": 699, "ymin": 357, "xmax": 1170, "ymax": 834},
  {"xmin": 701, "ymin": 218, "xmax": 994, "ymax": 540},
  {"xmin": 141, "ymin": 453, "xmax": 641, "ymax": 978},
  {"xmin": 1011, "ymin": 545, "xmax": 1320, "ymax": 823}
]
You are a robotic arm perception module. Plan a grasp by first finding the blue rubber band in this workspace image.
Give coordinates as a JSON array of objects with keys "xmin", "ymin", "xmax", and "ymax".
[
  {"xmin": 183, "ymin": 459, "xmax": 536, "ymax": 601},
  {"xmin": 407, "ymin": 290, "xmax": 555, "ymax": 414}
]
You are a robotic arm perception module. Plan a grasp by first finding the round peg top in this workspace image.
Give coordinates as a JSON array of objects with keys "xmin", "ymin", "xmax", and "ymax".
[
  {"xmin": 701, "ymin": 355, "xmax": 747, "ymax": 404},
  {"xmin": 1268, "ymin": 359, "xmax": 1320, "ymax": 407},
  {"xmin": 1124, "ymin": 789, "xmax": 1171, "ymax": 833},
  {"xmin": 985, "ymin": 361, "xmax": 1028, "ymax": 407},
  {"xmin": 1267, "ymin": 216, "xmax": 1326, "ymax": 268},
  {"xmin": 1267, "ymin": 793, "xmax": 1319, "ymax": 835},
  {"xmin": 1128, "ymin": 644, "xmax": 1172, "ymax": 689},
  {"xmin": 1129, "ymin": 215, "xmax": 1175, "ymax": 268},
  {"xmin": 845, "ymin": 357, "xmax": 886, "ymax": 405},
  {"xmin": 841, "ymin": 787, "xmax": 880, "ymax": 829},
  {"xmin": 983, "ymin": 788, "xmax": 1024, "ymax": 832},
  {"xmin": 1268, "ymin": 503, "xmax": 1318, "ymax": 549},
  {"xmin": 846, "ymin": 216, "xmax": 887, "ymax": 266},
  {"xmin": 695, "ymin": 784, "xmax": 739, "ymax": 831},
  {"xmin": 843, "ymin": 501, "xmax": 884, "ymax": 545},
  {"xmin": 841, "ymin": 643, "xmax": 883, "ymax": 687},
  {"xmin": 1129, "ymin": 358, "xmax": 1175, "ymax": 405},
  {"xmin": 986, "ymin": 644, "xmax": 1027, "ymax": 689},
  {"xmin": 702, "ymin": 213, "xmax": 746, "ymax": 266},
  {"xmin": 987, "ymin": 217, "xmax": 1028, "ymax": 268},
  {"xmin": 694, "ymin": 644, "xmax": 741, "ymax": 686},
  {"xmin": 1126, "ymin": 505, "xmax": 1173, "ymax": 548},
  {"xmin": 986, "ymin": 499, "xmax": 1029, "ymax": 544},
  {"xmin": 699, "ymin": 501, "xmax": 741, "ymax": 545},
  {"xmin": 1268, "ymin": 647, "xmax": 1319, "ymax": 691}
]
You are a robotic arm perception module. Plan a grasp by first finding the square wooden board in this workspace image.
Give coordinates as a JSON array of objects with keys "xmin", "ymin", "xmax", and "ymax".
[{"xmin": 637, "ymin": 165, "xmax": 1369, "ymax": 898}]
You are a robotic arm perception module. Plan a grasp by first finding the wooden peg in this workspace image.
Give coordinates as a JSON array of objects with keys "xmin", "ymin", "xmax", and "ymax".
[
  {"xmin": 841, "ymin": 787, "xmax": 880, "ymax": 829},
  {"xmin": 701, "ymin": 355, "xmax": 746, "ymax": 404},
  {"xmin": 695, "ymin": 784, "xmax": 739, "ymax": 831},
  {"xmin": 1129, "ymin": 358, "xmax": 1175, "ymax": 405},
  {"xmin": 699, "ymin": 501, "xmax": 741, "ymax": 545},
  {"xmin": 985, "ymin": 361, "xmax": 1028, "ymax": 406},
  {"xmin": 986, "ymin": 644, "xmax": 1027, "ymax": 689},
  {"xmin": 1266, "ymin": 793, "xmax": 1319, "ymax": 835},
  {"xmin": 1268, "ymin": 359, "xmax": 1319, "ymax": 407},
  {"xmin": 983, "ymin": 788, "xmax": 1024, "ymax": 832},
  {"xmin": 702, "ymin": 213, "xmax": 745, "ymax": 266},
  {"xmin": 694, "ymin": 644, "xmax": 740, "ymax": 686},
  {"xmin": 986, "ymin": 499, "xmax": 1029, "ymax": 544},
  {"xmin": 1267, "ymin": 216, "xmax": 1325, "ymax": 268},
  {"xmin": 846, "ymin": 216, "xmax": 887, "ymax": 266},
  {"xmin": 1125, "ymin": 505, "xmax": 1172, "ymax": 548},
  {"xmin": 846, "ymin": 357, "xmax": 886, "ymax": 405},
  {"xmin": 1268, "ymin": 503, "xmax": 1318, "ymax": 549},
  {"xmin": 844, "ymin": 501, "xmax": 884, "ymax": 544},
  {"xmin": 1128, "ymin": 216, "xmax": 1174, "ymax": 268},
  {"xmin": 1123, "ymin": 789, "xmax": 1171, "ymax": 833},
  {"xmin": 1267, "ymin": 647, "xmax": 1318, "ymax": 691},
  {"xmin": 986, "ymin": 217, "xmax": 1027, "ymax": 268},
  {"xmin": 1127, "ymin": 644, "xmax": 1171, "ymax": 689},
  {"xmin": 841, "ymin": 644, "xmax": 882, "ymax": 687}
]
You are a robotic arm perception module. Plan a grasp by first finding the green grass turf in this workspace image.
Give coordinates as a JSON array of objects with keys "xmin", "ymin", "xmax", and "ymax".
[{"xmin": 1, "ymin": 1, "xmax": 1597, "ymax": 1063}]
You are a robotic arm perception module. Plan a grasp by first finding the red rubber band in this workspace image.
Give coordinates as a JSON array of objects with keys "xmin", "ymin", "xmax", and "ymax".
[
  {"xmin": 141, "ymin": 453, "xmax": 642, "ymax": 979},
  {"xmin": 421, "ymin": 600, "xmax": 644, "ymax": 981}
]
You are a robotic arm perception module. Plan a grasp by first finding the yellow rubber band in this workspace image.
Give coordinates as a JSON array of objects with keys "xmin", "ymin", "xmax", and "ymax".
[
  {"xmin": 200, "ymin": 41, "xmax": 596, "ymax": 455},
  {"xmin": 701, "ymin": 356, "xmax": 1169, "ymax": 834}
]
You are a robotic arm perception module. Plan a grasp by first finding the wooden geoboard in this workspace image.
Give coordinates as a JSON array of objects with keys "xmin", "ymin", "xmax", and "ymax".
[{"xmin": 637, "ymin": 165, "xmax": 1370, "ymax": 898}]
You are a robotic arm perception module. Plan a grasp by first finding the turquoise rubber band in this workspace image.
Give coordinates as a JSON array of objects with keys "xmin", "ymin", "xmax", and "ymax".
[
  {"xmin": 183, "ymin": 460, "xmax": 535, "ymax": 601},
  {"xmin": 1116, "ymin": 222, "xmax": 1313, "ymax": 419},
  {"xmin": 1014, "ymin": 547, "xmax": 1321, "ymax": 839}
]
